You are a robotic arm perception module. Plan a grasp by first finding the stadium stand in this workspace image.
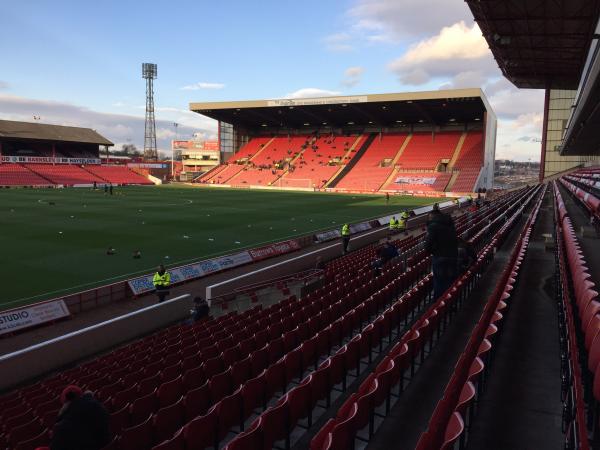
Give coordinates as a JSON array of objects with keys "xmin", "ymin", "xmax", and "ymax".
[
  {"xmin": 384, "ymin": 172, "xmax": 452, "ymax": 193},
  {"xmin": 335, "ymin": 133, "xmax": 409, "ymax": 191},
  {"xmin": 83, "ymin": 165, "xmax": 154, "ymax": 185},
  {"xmin": 197, "ymin": 129, "xmax": 485, "ymax": 193},
  {"xmin": 310, "ymin": 186, "xmax": 541, "ymax": 450},
  {"xmin": 553, "ymin": 182, "xmax": 591, "ymax": 450},
  {"xmin": 278, "ymin": 135, "xmax": 364, "ymax": 189},
  {"xmin": 448, "ymin": 168, "xmax": 480, "ymax": 193},
  {"xmin": 414, "ymin": 186, "xmax": 545, "ymax": 449},
  {"xmin": 396, "ymin": 132, "xmax": 460, "ymax": 171},
  {"xmin": 229, "ymin": 137, "xmax": 306, "ymax": 186},
  {"xmin": 0, "ymin": 164, "xmax": 52, "ymax": 186},
  {"xmin": 0, "ymin": 188, "xmax": 529, "ymax": 449},
  {"xmin": 199, "ymin": 137, "xmax": 273, "ymax": 184},
  {"xmin": 448, "ymin": 131, "xmax": 484, "ymax": 192},
  {"xmin": 25, "ymin": 164, "xmax": 106, "ymax": 185}
]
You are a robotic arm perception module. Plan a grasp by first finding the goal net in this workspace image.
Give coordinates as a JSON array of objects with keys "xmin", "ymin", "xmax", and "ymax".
[{"xmin": 273, "ymin": 178, "xmax": 314, "ymax": 189}]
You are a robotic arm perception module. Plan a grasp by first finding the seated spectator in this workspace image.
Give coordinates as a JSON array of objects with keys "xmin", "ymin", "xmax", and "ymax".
[
  {"xmin": 192, "ymin": 296, "xmax": 210, "ymax": 322},
  {"xmin": 457, "ymin": 237, "xmax": 477, "ymax": 274},
  {"xmin": 51, "ymin": 386, "xmax": 110, "ymax": 450}
]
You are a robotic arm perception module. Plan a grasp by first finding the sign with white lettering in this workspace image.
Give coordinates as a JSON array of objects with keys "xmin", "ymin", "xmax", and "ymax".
[
  {"xmin": 0, "ymin": 156, "xmax": 101, "ymax": 164},
  {"xmin": 0, "ymin": 300, "xmax": 70, "ymax": 336},
  {"xmin": 127, "ymin": 251, "xmax": 253, "ymax": 295},
  {"xmin": 267, "ymin": 96, "xmax": 368, "ymax": 107}
]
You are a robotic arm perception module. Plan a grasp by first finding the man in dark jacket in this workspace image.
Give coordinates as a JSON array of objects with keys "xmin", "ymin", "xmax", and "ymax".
[
  {"xmin": 425, "ymin": 206, "xmax": 458, "ymax": 299},
  {"xmin": 457, "ymin": 237, "xmax": 477, "ymax": 274},
  {"xmin": 51, "ymin": 385, "xmax": 111, "ymax": 450}
]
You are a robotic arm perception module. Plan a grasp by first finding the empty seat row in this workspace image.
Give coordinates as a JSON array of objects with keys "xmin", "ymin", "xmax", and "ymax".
[
  {"xmin": 312, "ymin": 185, "xmax": 541, "ymax": 450},
  {"xmin": 553, "ymin": 182, "xmax": 591, "ymax": 450},
  {"xmin": 416, "ymin": 185, "xmax": 545, "ymax": 449}
]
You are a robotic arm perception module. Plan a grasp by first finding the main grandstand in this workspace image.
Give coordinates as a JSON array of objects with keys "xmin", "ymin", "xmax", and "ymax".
[
  {"xmin": 190, "ymin": 89, "xmax": 496, "ymax": 195},
  {"xmin": 0, "ymin": 120, "xmax": 152, "ymax": 187}
]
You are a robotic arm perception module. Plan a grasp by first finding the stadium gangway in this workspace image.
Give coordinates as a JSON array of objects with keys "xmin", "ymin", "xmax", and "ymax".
[{"xmin": 210, "ymin": 269, "xmax": 325, "ymax": 311}]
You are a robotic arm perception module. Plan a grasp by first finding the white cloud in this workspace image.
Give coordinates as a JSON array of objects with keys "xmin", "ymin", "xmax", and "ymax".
[
  {"xmin": 0, "ymin": 94, "xmax": 217, "ymax": 151},
  {"xmin": 486, "ymin": 84, "xmax": 545, "ymax": 120},
  {"xmin": 389, "ymin": 22, "xmax": 496, "ymax": 85},
  {"xmin": 180, "ymin": 82, "xmax": 225, "ymax": 90},
  {"xmin": 323, "ymin": 33, "xmax": 354, "ymax": 52},
  {"xmin": 284, "ymin": 88, "xmax": 342, "ymax": 99},
  {"xmin": 342, "ymin": 66, "xmax": 364, "ymax": 87},
  {"xmin": 349, "ymin": 0, "xmax": 473, "ymax": 40},
  {"xmin": 496, "ymin": 114, "xmax": 544, "ymax": 161}
]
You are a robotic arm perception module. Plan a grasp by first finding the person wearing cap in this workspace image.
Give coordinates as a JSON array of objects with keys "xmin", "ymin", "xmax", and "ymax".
[{"xmin": 50, "ymin": 385, "xmax": 110, "ymax": 450}]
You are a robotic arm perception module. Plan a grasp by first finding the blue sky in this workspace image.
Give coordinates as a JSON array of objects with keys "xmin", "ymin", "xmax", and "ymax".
[{"xmin": 0, "ymin": 0, "xmax": 544, "ymax": 160}]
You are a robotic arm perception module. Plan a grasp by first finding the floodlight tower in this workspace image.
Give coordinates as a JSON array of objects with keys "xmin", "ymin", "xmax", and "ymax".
[{"xmin": 142, "ymin": 63, "xmax": 158, "ymax": 160}]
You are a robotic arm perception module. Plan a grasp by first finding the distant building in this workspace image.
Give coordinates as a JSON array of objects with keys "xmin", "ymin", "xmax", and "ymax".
[{"xmin": 173, "ymin": 139, "xmax": 220, "ymax": 177}]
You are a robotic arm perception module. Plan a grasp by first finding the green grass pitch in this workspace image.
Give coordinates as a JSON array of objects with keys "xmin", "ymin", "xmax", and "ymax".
[{"xmin": 0, "ymin": 185, "xmax": 435, "ymax": 310}]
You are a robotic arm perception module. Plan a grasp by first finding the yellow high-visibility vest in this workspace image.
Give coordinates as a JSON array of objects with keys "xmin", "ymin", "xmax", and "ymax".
[
  {"xmin": 341, "ymin": 224, "xmax": 350, "ymax": 236},
  {"xmin": 389, "ymin": 218, "xmax": 397, "ymax": 230},
  {"xmin": 153, "ymin": 271, "xmax": 171, "ymax": 287}
]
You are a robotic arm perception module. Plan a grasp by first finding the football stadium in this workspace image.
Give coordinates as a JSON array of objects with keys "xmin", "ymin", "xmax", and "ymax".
[{"xmin": 0, "ymin": 1, "xmax": 600, "ymax": 449}]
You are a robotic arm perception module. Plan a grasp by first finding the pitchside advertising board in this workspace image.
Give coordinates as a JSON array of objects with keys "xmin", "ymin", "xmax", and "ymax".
[
  {"xmin": 1, "ymin": 156, "xmax": 101, "ymax": 164},
  {"xmin": 128, "ymin": 239, "xmax": 302, "ymax": 295},
  {"xmin": 0, "ymin": 300, "xmax": 70, "ymax": 336}
]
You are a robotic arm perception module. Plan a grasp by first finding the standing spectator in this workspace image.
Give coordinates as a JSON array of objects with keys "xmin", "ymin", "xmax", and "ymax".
[
  {"xmin": 50, "ymin": 385, "xmax": 110, "ymax": 450},
  {"xmin": 153, "ymin": 264, "xmax": 171, "ymax": 303},
  {"xmin": 425, "ymin": 205, "xmax": 458, "ymax": 299},
  {"xmin": 104, "ymin": 184, "xmax": 108, "ymax": 194},
  {"xmin": 385, "ymin": 192, "xmax": 390, "ymax": 204},
  {"xmin": 389, "ymin": 216, "xmax": 398, "ymax": 236},
  {"xmin": 341, "ymin": 223, "xmax": 351, "ymax": 254},
  {"xmin": 109, "ymin": 183, "xmax": 113, "ymax": 195}
]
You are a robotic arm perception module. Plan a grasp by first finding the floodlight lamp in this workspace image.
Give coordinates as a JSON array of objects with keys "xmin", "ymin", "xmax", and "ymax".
[{"xmin": 142, "ymin": 63, "xmax": 157, "ymax": 79}]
